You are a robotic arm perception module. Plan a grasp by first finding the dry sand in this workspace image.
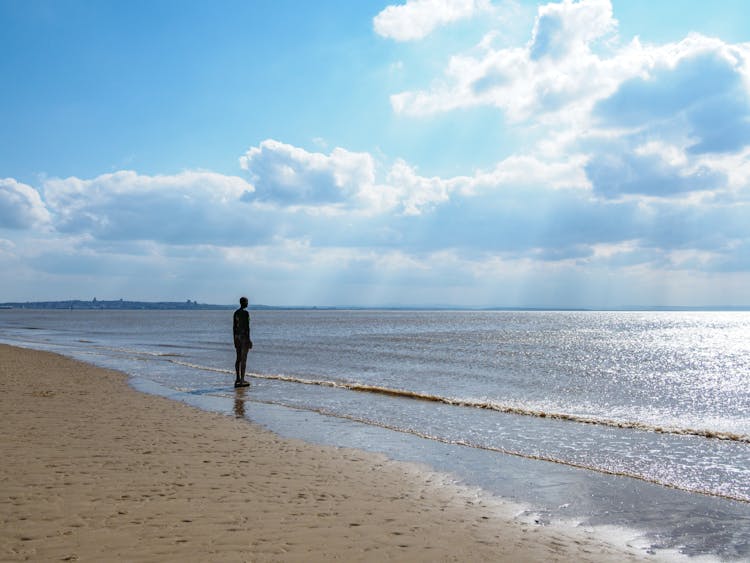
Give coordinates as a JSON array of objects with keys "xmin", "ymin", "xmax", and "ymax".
[{"xmin": 0, "ymin": 344, "xmax": 654, "ymax": 562}]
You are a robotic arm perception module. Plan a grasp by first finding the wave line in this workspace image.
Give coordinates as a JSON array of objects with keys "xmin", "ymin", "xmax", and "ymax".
[{"xmin": 166, "ymin": 359, "xmax": 750, "ymax": 445}]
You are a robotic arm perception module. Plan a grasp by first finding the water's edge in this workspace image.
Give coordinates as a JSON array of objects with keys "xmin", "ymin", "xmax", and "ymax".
[{"xmin": 128, "ymin": 375, "xmax": 680, "ymax": 561}]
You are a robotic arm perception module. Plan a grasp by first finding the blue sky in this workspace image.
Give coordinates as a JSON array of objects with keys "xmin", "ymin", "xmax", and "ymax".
[{"xmin": 2, "ymin": 0, "xmax": 750, "ymax": 307}]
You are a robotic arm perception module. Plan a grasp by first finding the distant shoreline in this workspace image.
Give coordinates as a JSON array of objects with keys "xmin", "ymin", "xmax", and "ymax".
[
  {"xmin": 0, "ymin": 299, "xmax": 234, "ymax": 311},
  {"xmin": 1, "ymin": 300, "xmax": 749, "ymax": 312}
]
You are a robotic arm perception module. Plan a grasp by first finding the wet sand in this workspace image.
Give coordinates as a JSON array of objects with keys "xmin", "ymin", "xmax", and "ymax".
[{"xmin": 0, "ymin": 344, "xmax": 653, "ymax": 562}]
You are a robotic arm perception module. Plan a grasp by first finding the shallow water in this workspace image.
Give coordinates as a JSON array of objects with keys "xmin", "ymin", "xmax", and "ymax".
[{"xmin": 2, "ymin": 309, "xmax": 749, "ymax": 559}]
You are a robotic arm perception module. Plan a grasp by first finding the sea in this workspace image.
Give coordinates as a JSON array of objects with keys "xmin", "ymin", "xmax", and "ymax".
[{"xmin": 1, "ymin": 309, "xmax": 749, "ymax": 560}]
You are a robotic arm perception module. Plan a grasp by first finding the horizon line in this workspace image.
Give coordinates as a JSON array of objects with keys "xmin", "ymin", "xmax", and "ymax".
[{"xmin": 2, "ymin": 299, "xmax": 750, "ymax": 312}]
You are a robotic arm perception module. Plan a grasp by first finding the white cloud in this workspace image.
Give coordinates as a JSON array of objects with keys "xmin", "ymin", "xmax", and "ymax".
[
  {"xmin": 388, "ymin": 0, "xmax": 750, "ymax": 134},
  {"xmin": 28, "ymin": 133, "xmax": 740, "ymax": 271},
  {"xmin": 390, "ymin": 0, "xmax": 627, "ymax": 121},
  {"xmin": 0, "ymin": 178, "xmax": 51, "ymax": 229},
  {"xmin": 696, "ymin": 147, "xmax": 750, "ymax": 193},
  {"xmin": 386, "ymin": 159, "xmax": 467, "ymax": 215},
  {"xmin": 472, "ymin": 154, "xmax": 590, "ymax": 193},
  {"xmin": 528, "ymin": 0, "xmax": 615, "ymax": 60},
  {"xmin": 42, "ymin": 170, "xmax": 256, "ymax": 243},
  {"xmin": 239, "ymin": 139, "xmax": 468, "ymax": 216},
  {"xmin": 387, "ymin": 0, "xmax": 750, "ymax": 245},
  {"xmin": 238, "ymin": 139, "xmax": 592, "ymax": 217},
  {"xmin": 374, "ymin": 0, "xmax": 490, "ymax": 41},
  {"xmin": 239, "ymin": 139, "xmax": 380, "ymax": 208}
]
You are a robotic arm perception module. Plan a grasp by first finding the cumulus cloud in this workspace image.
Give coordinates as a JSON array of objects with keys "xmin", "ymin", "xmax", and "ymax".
[
  {"xmin": 5, "ymin": 139, "xmax": 750, "ymax": 305},
  {"xmin": 374, "ymin": 0, "xmax": 490, "ymax": 41},
  {"xmin": 594, "ymin": 48, "xmax": 750, "ymax": 155},
  {"xmin": 581, "ymin": 40, "xmax": 750, "ymax": 202},
  {"xmin": 389, "ymin": 0, "xmax": 750, "ymax": 143},
  {"xmin": 384, "ymin": 0, "xmax": 750, "ymax": 271},
  {"xmin": 386, "ymin": 160, "xmax": 464, "ymax": 215},
  {"xmin": 529, "ymin": 0, "xmax": 615, "ymax": 60},
  {"xmin": 390, "ymin": 0, "xmax": 627, "ymax": 120},
  {"xmin": 0, "ymin": 178, "xmax": 51, "ymax": 229},
  {"xmin": 239, "ymin": 139, "xmax": 379, "ymax": 208},
  {"xmin": 238, "ymin": 139, "xmax": 467, "ymax": 216},
  {"xmin": 220, "ymin": 135, "xmax": 750, "ymax": 273},
  {"xmin": 42, "ymin": 170, "xmax": 257, "ymax": 244}
]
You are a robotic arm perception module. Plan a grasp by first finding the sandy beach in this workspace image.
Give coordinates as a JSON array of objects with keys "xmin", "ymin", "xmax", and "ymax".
[{"xmin": 0, "ymin": 344, "xmax": 655, "ymax": 562}]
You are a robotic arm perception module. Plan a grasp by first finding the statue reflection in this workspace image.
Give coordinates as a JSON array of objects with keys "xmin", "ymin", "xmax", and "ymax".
[{"xmin": 234, "ymin": 387, "xmax": 247, "ymax": 419}]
